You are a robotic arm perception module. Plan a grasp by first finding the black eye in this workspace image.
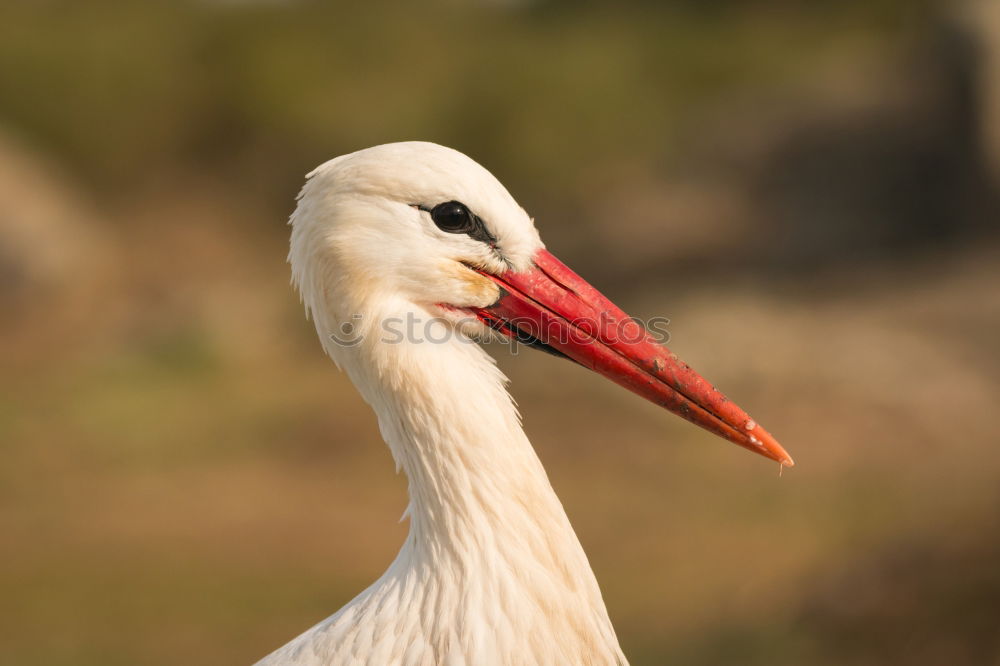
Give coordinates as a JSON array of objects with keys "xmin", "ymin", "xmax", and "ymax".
[
  {"xmin": 430, "ymin": 201, "xmax": 475, "ymax": 234},
  {"xmin": 414, "ymin": 200, "xmax": 499, "ymax": 248}
]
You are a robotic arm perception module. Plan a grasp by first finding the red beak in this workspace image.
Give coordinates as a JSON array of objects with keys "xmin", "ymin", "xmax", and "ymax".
[{"xmin": 470, "ymin": 249, "xmax": 794, "ymax": 467}]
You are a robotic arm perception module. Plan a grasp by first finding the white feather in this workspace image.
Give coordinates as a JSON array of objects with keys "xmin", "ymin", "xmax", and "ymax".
[{"xmin": 261, "ymin": 142, "xmax": 627, "ymax": 665}]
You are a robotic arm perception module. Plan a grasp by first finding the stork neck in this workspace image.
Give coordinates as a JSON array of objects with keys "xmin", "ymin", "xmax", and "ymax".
[
  {"xmin": 356, "ymin": 332, "xmax": 567, "ymax": 554},
  {"xmin": 343, "ymin": 326, "xmax": 631, "ymax": 663}
]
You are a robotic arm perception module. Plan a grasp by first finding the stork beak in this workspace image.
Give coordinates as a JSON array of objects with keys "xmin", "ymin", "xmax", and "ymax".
[{"xmin": 470, "ymin": 249, "xmax": 794, "ymax": 467}]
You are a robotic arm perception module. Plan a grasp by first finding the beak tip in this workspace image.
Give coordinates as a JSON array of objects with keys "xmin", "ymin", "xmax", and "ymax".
[{"xmin": 747, "ymin": 424, "xmax": 793, "ymax": 468}]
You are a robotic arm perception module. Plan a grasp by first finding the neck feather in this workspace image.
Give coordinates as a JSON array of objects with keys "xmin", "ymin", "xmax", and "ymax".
[
  {"xmin": 353, "ymin": 317, "xmax": 577, "ymax": 560},
  {"xmin": 319, "ymin": 309, "xmax": 627, "ymax": 664}
]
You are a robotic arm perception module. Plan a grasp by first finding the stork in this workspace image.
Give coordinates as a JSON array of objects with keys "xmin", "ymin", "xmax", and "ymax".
[{"xmin": 259, "ymin": 142, "xmax": 793, "ymax": 665}]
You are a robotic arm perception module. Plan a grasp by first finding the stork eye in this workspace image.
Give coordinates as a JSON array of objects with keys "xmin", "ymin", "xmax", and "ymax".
[
  {"xmin": 413, "ymin": 200, "xmax": 499, "ymax": 248},
  {"xmin": 430, "ymin": 201, "xmax": 475, "ymax": 234}
]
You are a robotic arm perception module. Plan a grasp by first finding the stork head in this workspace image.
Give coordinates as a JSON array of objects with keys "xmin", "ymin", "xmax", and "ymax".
[
  {"xmin": 290, "ymin": 142, "xmax": 539, "ymax": 324},
  {"xmin": 290, "ymin": 141, "xmax": 793, "ymax": 467}
]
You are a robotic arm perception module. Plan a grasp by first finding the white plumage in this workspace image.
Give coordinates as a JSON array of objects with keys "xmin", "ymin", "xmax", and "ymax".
[
  {"xmin": 259, "ymin": 141, "xmax": 791, "ymax": 665},
  {"xmin": 263, "ymin": 143, "xmax": 624, "ymax": 665}
]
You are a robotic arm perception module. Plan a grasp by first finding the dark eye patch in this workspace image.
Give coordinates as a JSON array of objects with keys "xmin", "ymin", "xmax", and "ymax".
[{"xmin": 413, "ymin": 201, "xmax": 498, "ymax": 247}]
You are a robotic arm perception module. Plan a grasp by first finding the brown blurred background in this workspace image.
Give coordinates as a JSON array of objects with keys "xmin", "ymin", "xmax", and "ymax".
[{"xmin": 2, "ymin": 1, "xmax": 999, "ymax": 664}]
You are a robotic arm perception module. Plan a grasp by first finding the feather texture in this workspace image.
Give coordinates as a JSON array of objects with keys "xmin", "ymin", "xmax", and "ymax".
[{"xmin": 261, "ymin": 143, "xmax": 627, "ymax": 665}]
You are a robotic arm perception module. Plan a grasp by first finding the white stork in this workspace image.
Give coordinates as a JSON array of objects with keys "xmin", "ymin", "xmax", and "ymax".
[{"xmin": 259, "ymin": 142, "xmax": 793, "ymax": 665}]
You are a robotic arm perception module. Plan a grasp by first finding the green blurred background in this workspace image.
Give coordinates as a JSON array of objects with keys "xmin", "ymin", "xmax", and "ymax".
[{"xmin": 2, "ymin": 1, "xmax": 999, "ymax": 664}]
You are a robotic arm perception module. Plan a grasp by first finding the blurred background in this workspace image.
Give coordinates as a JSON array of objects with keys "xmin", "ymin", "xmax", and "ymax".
[{"xmin": 2, "ymin": 1, "xmax": 999, "ymax": 664}]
